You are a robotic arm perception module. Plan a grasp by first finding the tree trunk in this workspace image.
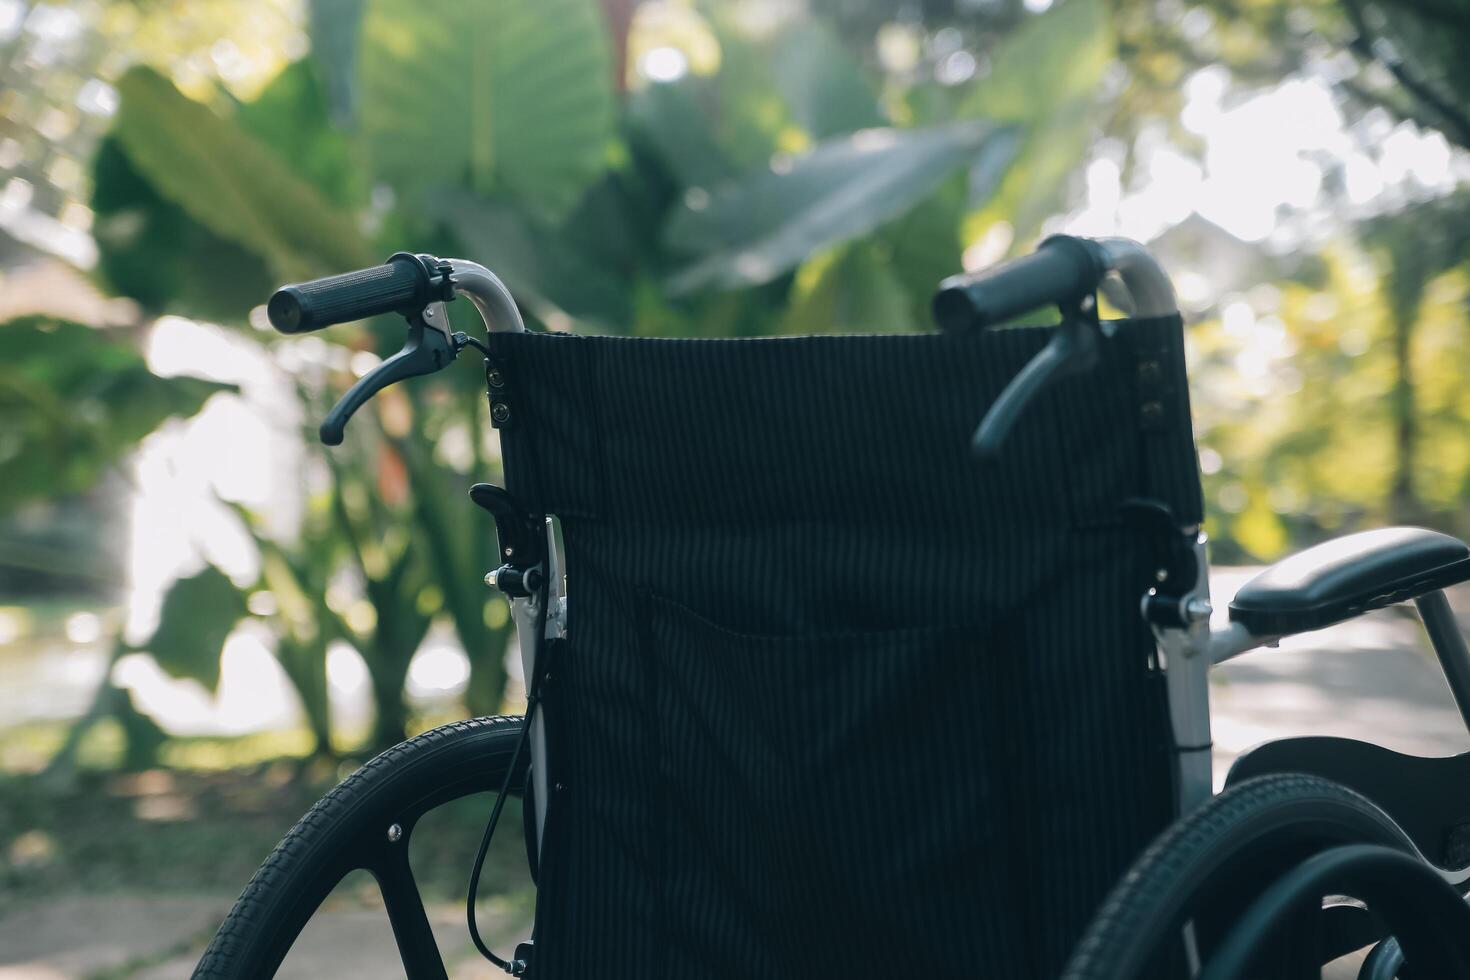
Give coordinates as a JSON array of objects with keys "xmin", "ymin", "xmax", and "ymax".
[
  {"xmin": 368, "ymin": 659, "xmax": 411, "ymax": 750},
  {"xmin": 1388, "ymin": 309, "xmax": 1419, "ymax": 522}
]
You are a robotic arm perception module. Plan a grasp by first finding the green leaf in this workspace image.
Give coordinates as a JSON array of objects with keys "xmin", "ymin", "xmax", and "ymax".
[
  {"xmin": 110, "ymin": 66, "xmax": 372, "ymax": 280},
  {"xmin": 696, "ymin": 13, "xmax": 793, "ymax": 173},
  {"xmin": 235, "ymin": 59, "xmax": 363, "ymax": 208},
  {"xmin": 308, "ymin": 0, "xmax": 365, "ymax": 124},
  {"xmin": 960, "ymin": 0, "xmax": 1112, "ymax": 123},
  {"xmin": 91, "ymin": 136, "xmax": 274, "ymax": 321},
  {"xmin": 112, "ymin": 685, "xmax": 169, "ymax": 770},
  {"xmin": 358, "ymin": 0, "xmax": 615, "ymax": 219},
  {"xmin": 0, "ymin": 316, "xmax": 232, "ymax": 514},
  {"xmin": 429, "ymin": 191, "xmax": 630, "ymax": 326},
  {"xmin": 663, "ymin": 121, "xmax": 1021, "ymax": 294},
  {"xmin": 960, "ymin": 0, "xmax": 1114, "ymax": 241},
  {"xmin": 772, "ymin": 21, "xmax": 884, "ymax": 140},
  {"xmin": 782, "ymin": 242, "xmax": 915, "ymax": 334},
  {"xmin": 877, "ymin": 174, "xmax": 968, "ymax": 324},
  {"xmin": 142, "ymin": 565, "xmax": 248, "ymax": 692},
  {"xmin": 394, "ymin": 429, "xmax": 509, "ymax": 714},
  {"xmin": 625, "ymin": 80, "xmax": 737, "ymax": 189},
  {"xmin": 977, "ymin": 97, "xmax": 1097, "ymax": 243}
]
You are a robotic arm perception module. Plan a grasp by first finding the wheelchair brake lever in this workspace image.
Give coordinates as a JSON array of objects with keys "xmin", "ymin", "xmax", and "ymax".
[
  {"xmin": 971, "ymin": 301, "xmax": 1101, "ymax": 460},
  {"xmin": 319, "ymin": 301, "xmax": 458, "ymax": 445}
]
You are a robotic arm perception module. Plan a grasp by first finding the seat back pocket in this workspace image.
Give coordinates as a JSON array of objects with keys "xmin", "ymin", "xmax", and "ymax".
[{"xmin": 639, "ymin": 591, "xmax": 1024, "ymax": 978}]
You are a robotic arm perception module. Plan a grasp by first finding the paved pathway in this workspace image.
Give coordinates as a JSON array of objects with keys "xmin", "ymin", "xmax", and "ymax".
[
  {"xmin": 4, "ymin": 572, "xmax": 1466, "ymax": 978},
  {"xmin": 0, "ymin": 893, "xmax": 530, "ymax": 980},
  {"xmin": 1209, "ymin": 569, "xmax": 1470, "ymax": 779}
]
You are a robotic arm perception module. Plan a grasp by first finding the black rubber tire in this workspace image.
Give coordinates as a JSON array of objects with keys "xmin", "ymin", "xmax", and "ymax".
[
  {"xmin": 193, "ymin": 715, "xmax": 528, "ymax": 979},
  {"xmin": 1062, "ymin": 773, "xmax": 1418, "ymax": 980}
]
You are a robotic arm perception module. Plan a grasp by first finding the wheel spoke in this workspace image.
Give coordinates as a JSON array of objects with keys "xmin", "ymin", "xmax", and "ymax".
[{"xmin": 372, "ymin": 835, "xmax": 449, "ymax": 980}]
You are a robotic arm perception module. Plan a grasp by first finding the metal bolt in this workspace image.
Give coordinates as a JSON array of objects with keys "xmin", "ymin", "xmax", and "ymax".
[
  {"xmin": 1137, "ymin": 359, "xmax": 1162, "ymax": 383},
  {"xmin": 386, "ymin": 823, "xmax": 403, "ymax": 843},
  {"xmin": 1080, "ymin": 294, "xmax": 1095, "ymax": 312},
  {"xmin": 1184, "ymin": 598, "xmax": 1213, "ymax": 623},
  {"xmin": 484, "ymin": 569, "xmax": 500, "ymax": 588},
  {"xmin": 486, "ymin": 368, "xmax": 506, "ymax": 388},
  {"xmin": 491, "ymin": 402, "xmax": 511, "ymax": 423},
  {"xmin": 1155, "ymin": 567, "xmax": 1170, "ymax": 582},
  {"xmin": 503, "ymin": 547, "xmax": 514, "ymax": 558},
  {"xmin": 1140, "ymin": 401, "xmax": 1165, "ymax": 422}
]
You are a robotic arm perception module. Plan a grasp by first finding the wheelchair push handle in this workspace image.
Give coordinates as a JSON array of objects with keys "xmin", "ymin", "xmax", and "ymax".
[
  {"xmin": 933, "ymin": 235, "xmax": 1179, "ymax": 459},
  {"xmin": 267, "ymin": 253, "xmax": 449, "ymax": 334},
  {"xmin": 265, "ymin": 253, "xmax": 526, "ymax": 444},
  {"xmin": 932, "ymin": 235, "xmax": 1109, "ymax": 332}
]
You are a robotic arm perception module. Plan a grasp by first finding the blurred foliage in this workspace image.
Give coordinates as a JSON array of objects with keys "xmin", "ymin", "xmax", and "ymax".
[
  {"xmin": 1, "ymin": 0, "xmax": 1467, "ymax": 766},
  {"xmin": 44, "ymin": 0, "xmax": 1116, "ymax": 763},
  {"xmin": 1112, "ymin": 0, "xmax": 1470, "ymax": 153},
  {"xmin": 1104, "ymin": 0, "xmax": 1470, "ymax": 558},
  {"xmin": 136, "ymin": 565, "xmax": 247, "ymax": 693},
  {"xmin": 0, "ymin": 316, "xmax": 230, "ymax": 513}
]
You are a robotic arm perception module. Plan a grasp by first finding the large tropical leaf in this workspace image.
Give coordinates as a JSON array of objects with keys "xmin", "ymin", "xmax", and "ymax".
[
  {"xmin": 430, "ymin": 191, "xmax": 631, "ymax": 327},
  {"xmin": 976, "ymin": 98, "xmax": 1098, "ymax": 243},
  {"xmin": 235, "ymin": 59, "xmax": 364, "ymax": 208},
  {"xmin": 110, "ymin": 66, "xmax": 372, "ymax": 280},
  {"xmin": 308, "ymin": 0, "xmax": 365, "ymax": 124},
  {"xmin": 358, "ymin": 0, "xmax": 615, "ymax": 219},
  {"xmin": 0, "ymin": 316, "xmax": 231, "ymax": 514},
  {"xmin": 624, "ymin": 80, "xmax": 737, "ymax": 190},
  {"xmin": 877, "ymin": 173, "xmax": 969, "ymax": 325},
  {"xmin": 695, "ymin": 12, "xmax": 794, "ymax": 173},
  {"xmin": 228, "ymin": 501, "xmax": 340, "ymax": 754},
  {"xmin": 772, "ymin": 21, "xmax": 884, "ymax": 140},
  {"xmin": 140, "ymin": 565, "xmax": 248, "ymax": 692},
  {"xmin": 782, "ymin": 242, "xmax": 915, "ymax": 334},
  {"xmin": 393, "ymin": 428, "xmax": 509, "ymax": 714},
  {"xmin": 960, "ymin": 0, "xmax": 1114, "ymax": 242},
  {"xmin": 91, "ymin": 137, "xmax": 275, "ymax": 321},
  {"xmin": 663, "ymin": 121, "xmax": 1021, "ymax": 294},
  {"xmin": 961, "ymin": 0, "xmax": 1112, "ymax": 123}
]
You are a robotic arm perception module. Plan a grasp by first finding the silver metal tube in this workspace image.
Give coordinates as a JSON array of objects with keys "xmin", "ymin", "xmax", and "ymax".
[
  {"xmin": 1097, "ymin": 238, "xmax": 1179, "ymax": 318},
  {"xmin": 451, "ymin": 257, "xmax": 544, "ymax": 850},
  {"xmin": 1209, "ymin": 621, "xmax": 1277, "ymax": 665},
  {"xmin": 1163, "ymin": 638, "xmax": 1215, "ymax": 813},
  {"xmin": 1415, "ymin": 590, "xmax": 1470, "ymax": 733},
  {"xmin": 446, "ymin": 259, "xmax": 526, "ymax": 334}
]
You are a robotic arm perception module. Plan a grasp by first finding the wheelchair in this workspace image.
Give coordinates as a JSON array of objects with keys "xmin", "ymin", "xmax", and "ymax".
[{"xmin": 193, "ymin": 237, "xmax": 1470, "ymax": 978}]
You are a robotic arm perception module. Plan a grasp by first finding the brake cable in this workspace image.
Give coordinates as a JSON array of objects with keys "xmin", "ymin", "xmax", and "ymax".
[{"xmin": 466, "ymin": 566, "xmax": 551, "ymax": 976}]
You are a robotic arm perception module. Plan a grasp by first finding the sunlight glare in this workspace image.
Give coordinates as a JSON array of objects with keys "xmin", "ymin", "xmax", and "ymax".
[
  {"xmin": 112, "ymin": 625, "xmax": 297, "ymax": 735},
  {"xmin": 407, "ymin": 629, "xmax": 471, "ymax": 698},
  {"xmin": 64, "ymin": 611, "xmax": 101, "ymax": 644},
  {"xmin": 327, "ymin": 640, "xmax": 368, "ymax": 694},
  {"xmin": 639, "ymin": 46, "xmax": 688, "ymax": 83}
]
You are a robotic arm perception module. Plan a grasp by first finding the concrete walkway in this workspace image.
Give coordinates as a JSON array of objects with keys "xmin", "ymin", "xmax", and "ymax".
[
  {"xmin": 0, "ymin": 893, "xmax": 531, "ymax": 980},
  {"xmin": 1209, "ymin": 568, "xmax": 1470, "ymax": 778},
  {"xmin": 4, "ymin": 572, "xmax": 1467, "ymax": 978}
]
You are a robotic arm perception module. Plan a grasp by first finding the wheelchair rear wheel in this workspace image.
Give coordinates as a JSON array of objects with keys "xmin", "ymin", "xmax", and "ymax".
[
  {"xmin": 192, "ymin": 715, "xmax": 529, "ymax": 980},
  {"xmin": 1063, "ymin": 773, "xmax": 1420, "ymax": 979}
]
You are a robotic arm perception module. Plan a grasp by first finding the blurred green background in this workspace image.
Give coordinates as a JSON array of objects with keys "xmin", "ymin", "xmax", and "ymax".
[{"xmin": 1, "ymin": 0, "xmax": 1468, "ymax": 973}]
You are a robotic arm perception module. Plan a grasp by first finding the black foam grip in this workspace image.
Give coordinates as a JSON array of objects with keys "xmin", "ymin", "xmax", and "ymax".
[
  {"xmin": 267, "ymin": 256, "xmax": 429, "ymax": 334},
  {"xmin": 932, "ymin": 236, "xmax": 1106, "ymax": 332}
]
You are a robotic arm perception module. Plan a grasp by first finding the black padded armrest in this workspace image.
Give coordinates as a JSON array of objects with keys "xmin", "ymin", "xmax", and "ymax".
[{"xmin": 1228, "ymin": 527, "xmax": 1470, "ymax": 635}]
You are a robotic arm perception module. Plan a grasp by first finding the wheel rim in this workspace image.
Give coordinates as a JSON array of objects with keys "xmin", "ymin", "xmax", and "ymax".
[{"xmin": 206, "ymin": 722, "xmax": 529, "ymax": 980}]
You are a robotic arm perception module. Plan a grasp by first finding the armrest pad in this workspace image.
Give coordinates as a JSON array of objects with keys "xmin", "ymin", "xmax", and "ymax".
[{"xmin": 1228, "ymin": 527, "xmax": 1470, "ymax": 635}]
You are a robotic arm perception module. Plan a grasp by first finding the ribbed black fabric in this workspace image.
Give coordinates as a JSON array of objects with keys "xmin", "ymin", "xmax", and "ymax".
[{"xmin": 485, "ymin": 316, "xmax": 1202, "ymax": 979}]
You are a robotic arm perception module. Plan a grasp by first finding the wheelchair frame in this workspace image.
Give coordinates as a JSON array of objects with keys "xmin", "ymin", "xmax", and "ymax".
[
  {"xmin": 441, "ymin": 243, "xmax": 1470, "ymax": 872},
  {"xmin": 209, "ymin": 236, "xmax": 1470, "ymax": 978}
]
